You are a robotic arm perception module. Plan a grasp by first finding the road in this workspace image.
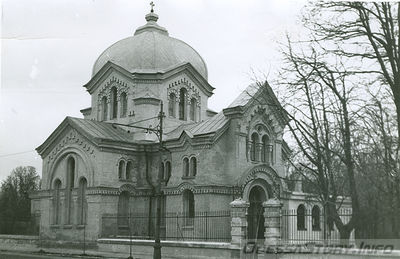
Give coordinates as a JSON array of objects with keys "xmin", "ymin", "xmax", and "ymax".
[{"xmin": 0, "ymin": 251, "xmax": 104, "ymax": 259}]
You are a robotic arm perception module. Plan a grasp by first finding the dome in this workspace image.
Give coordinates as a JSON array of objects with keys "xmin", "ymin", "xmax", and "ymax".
[{"xmin": 92, "ymin": 11, "xmax": 208, "ymax": 79}]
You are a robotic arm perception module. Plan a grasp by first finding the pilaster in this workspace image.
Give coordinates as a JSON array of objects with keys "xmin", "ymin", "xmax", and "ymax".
[
  {"xmin": 263, "ymin": 198, "xmax": 282, "ymax": 247},
  {"xmin": 230, "ymin": 198, "xmax": 249, "ymax": 247}
]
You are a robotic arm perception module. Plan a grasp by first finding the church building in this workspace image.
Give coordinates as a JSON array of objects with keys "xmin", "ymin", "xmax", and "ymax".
[{"xmin": 31, "ymin": 8, "xmax": 350, "ymax": 244}]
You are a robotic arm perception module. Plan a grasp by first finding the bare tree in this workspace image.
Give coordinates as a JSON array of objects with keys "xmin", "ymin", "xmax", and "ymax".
[
  {"xmin": 273, "ymin": 37, "xmax": 362, "ymax": 242},
  {"xmin": 305, "ymin": 2, "xmax": 400, "ymax": 146}
]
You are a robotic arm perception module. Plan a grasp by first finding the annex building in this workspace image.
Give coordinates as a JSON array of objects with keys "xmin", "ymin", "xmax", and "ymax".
[{"xmin": 31, "ymin": 8, "xmax": 352, "ymax": 246}]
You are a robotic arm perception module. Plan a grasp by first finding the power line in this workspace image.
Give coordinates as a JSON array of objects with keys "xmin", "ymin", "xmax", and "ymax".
[{"xmin": 0, "ymin": 150, "xmax": 36, "ymax": 158}]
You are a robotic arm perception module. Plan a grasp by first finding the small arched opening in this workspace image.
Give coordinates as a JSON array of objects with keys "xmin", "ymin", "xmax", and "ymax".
[
  {"xmin": 168, "ymin": 93, "xmax": 176, "ymax": 118},
  {"xmin": 117, "ymin": 191, "xmax": 130, "ymax": 230},
  {"xmin": 247, "ymin": 185, "xmax": 267, "ymax": 240},
  {"xmin": 111, "ymin": 87, "xmax": 118, "ymax": 119},
  {"xmin": 53, "ymin": 179, "xmax": 62, "ymax": 225},
  {"xmin": 179, "ymin": 88, "xmax": 187, "ymax": 120},
  {"xmin": 120, "ymin": 92, "xmax": 127, "ymax": 118}
]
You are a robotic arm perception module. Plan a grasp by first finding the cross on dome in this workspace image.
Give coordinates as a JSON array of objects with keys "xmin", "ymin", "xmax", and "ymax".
[{"xmin": 150, "ymin": 1, "xmax": 155, "ymax": 13}]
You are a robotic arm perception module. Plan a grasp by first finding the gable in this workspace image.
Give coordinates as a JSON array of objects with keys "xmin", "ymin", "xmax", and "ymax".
[
  {"xmin": 224, "ymin": 82, "xmax": 289, "ymax": 129},
  {"xmin": 84, "ymin": 62, "xmax": 134, "ymax": 94},
  {"xmin": 36, "ymin": 117, "xmax": 137, "ymax": 158}
]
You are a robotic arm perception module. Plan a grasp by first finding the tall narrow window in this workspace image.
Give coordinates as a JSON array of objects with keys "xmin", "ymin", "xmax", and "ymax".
[
  {"xmin": 117, "ymin": 191, "xmax": 129, "ymax": 228},
  {"xmin": 183, "ymin": 158, "xmax": 189, "ymax": 177},
  {"xmin": 312, "ymin": 206, "xmax": 321, "ymax": 231},
  {"xmin": 66, "ymin": 157, "xmax": 75, "ymax": 224},
  {"xmin": 102, "ymin": 96, "xmax": 108, "ymax": 121},
  {"xmin": 53, "ymin": 179, "xmax": 61, "ymax": 225},
  {"xmin": 78, "ymin": 177, "xmax": 87, "ymax": 225},
  {"xmin": 168, "ymin": 93, "xmax": 176, "ymax": 118},
  {"xmin": 190, "ymin": 157, "xmax": 197, "ymax": 177},
  {"xmin": 111, "ymin": 87, "xmax": 118, "ymax": 119},
  {"xmin": 126, "ymin": 161, "xmax": 132, "ymax": 181},
  {"xmin": 183, "ymin": 190, "xmax": 194, "ymax": 226},
  {"xmin": 297, "ymin": 204, "xmax": 306, "ymax": 230},
  {"xmin": 250, "ymin": 133, "xmax": 259, "ymax": 161},
  {"xmin": 120, "ymin": 92, "xmax": 127, "ymax": 118},
  {"xmin": 261, "ymin": 135, "xmax": 270, "ymax": 163},
  {"xmin": 190, "ymin": 98, "xmax": 196, "ymax": 121},
  {"xmin": 179, "ymin": 88, "xmax": 187, "ymax": 120},
  {"xmin": 270, "ymin": 143, "xmax": 274, "ymax": 165},
  {"xmin": 118, "ymin": 160, "xmax": 125, "ymax": 180},
  {"xmin": 165, "ymin": 161, "xmax": 171, "ymax": 183}
]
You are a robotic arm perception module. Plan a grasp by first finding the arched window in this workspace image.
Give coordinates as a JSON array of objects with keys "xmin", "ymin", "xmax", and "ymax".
[
  {"xmin": 102, "ymin": 96, "xmax": 108, "ymax": 121},
  {"xmin": 126, "ymin": 161, "xmax": 133, "ymax": 181},
  {"xmin": 261, "ymin": 135, "xmax": 270, "ymax": 163},
  {"xmin": 182, "ymin": 190, "xmax": 194, "ymax": 226},
  {"xmin": 168, "ymin": 93, "xmax": 176, "ymax": 118},
  {"xmin": 165, "ymin": 161, "xmax": 171, "ymax": 183},
  {"xmin": 111, "ymin": 87, "xmax": 118, "ymax": 119},
  {"xmin": 118, "ymin": 160, "xmax": 125, "ymax": 180},
  {"xmin": 179, "ymin": 88, "xmax": 187, "ymax": 120},
  {"xmin": 250, "ymin": 133, "xmax": 259, "ymax": 161},
  {"xmin": 297, "ymin": 204, "xmax": 306, "ymax": 230},
  {"xmin": 190, "ymin": 98, "xmax": 196, "ymax": 121},
  {"xmin": 190, "ymin": 157, "xmax": 197, "ymax": 177},
  {"xmin": 182, "ymin": 157, "xmax": 189, "ymax": 177},
  {"xmin": 117, "ymin": 191, "xmax": 129, "ymax": 228},
  {"xmin": 78, "ymin": 177, "xmax": 87, "ymax": 225},
  {"xmin": 312, "ymin": 206, "xmax": 321, "ymax": 231},
  {"xmin": 120, "ymin": 92, "xmax": 127, "ymax": 118},
  {"xmin": 66, "ymin": 156, "xmax": 75, "ymax": 224},
  {"xmin": 53, "ymin": 179, "xmax": 61, "ymax": 224}
]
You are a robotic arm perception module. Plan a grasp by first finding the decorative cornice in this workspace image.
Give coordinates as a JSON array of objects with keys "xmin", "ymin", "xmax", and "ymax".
[
  {"xmin": 167, "ymin": 77, "xmax": 201, "ymax": 106},
  {"xmin": 47, "ymin": 129, "xmax": 95, "ymax": 163},
  {"xmin": 86, "ymin": 186, "xmax": 153, "ymax": 197},
  {"xmin": 163, "ymin": 183, "xmax": 241, "ymax": 196},
  {"xmin": 98, "ymin": 76, "xmax": 130, "ymax": 102},
  {"xmin": 133, "ymin": 96, "xmax": 161, "ymax": 106},
  {"xmin": 85, "ymin": 62, "xmax": 214, "ymax": 97}
]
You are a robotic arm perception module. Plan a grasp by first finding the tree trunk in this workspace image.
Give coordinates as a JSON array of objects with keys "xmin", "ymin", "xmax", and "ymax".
[
  {"xmin": 339, "ymin": 227, "xmax": 351, "ymax": 246},
  {"xmin": 396, "ymin": 94, "xmax": 400, "ymax": 148}
]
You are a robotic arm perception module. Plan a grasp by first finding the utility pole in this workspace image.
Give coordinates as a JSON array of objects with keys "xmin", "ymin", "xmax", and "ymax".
[
  {"xmin": 154, "ymin": 101, "xmax": 164, "ymax": 259},
  {"xmin": 111, "ymin": 101, "xmax": 164, "ymax": 259}
]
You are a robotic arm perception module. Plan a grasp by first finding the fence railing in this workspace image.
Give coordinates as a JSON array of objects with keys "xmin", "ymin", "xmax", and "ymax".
[
  {"xmin": 281, "ymin": 208, "xmax": 353, "ymax": 245},
  {"xmin": 101, "ymin": 210, "xmax": 231, "ymax": 242},
  {"xmin": 0, "ymin": 213, "xmax": 40, "ymax": 235}
]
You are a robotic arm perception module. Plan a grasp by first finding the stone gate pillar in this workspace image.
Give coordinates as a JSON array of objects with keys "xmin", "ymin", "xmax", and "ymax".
[
  {"xmin": 230, "ymin": 198, "xmax": 249, "ymax": 247},
  {"xmin": 263, "ymin": 198, "xmax": 282, "ymax": 247}
]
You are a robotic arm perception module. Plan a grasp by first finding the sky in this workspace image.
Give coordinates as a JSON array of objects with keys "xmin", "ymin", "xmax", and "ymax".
[{"xmin": 0, "ymin": 0, "xmax": 307, "ymax": 182}]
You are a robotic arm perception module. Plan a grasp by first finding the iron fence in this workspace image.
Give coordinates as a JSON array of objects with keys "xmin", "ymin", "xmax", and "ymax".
[
  {"xmin": 0, "ymin": 213, "xmax": 40, "ymax": 235},
  {"xmin": 281, "ymin": 208, "xmax": 353, "ymax": 245},
  {"xmin": 101, "ymin": 210, "xmax": 231, "ymax": 242}
]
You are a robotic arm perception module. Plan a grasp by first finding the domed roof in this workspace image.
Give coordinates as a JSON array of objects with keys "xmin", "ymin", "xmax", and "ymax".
[{"xmin": 92, "ymin": 11, "xmax": 208, "ymax": 79}]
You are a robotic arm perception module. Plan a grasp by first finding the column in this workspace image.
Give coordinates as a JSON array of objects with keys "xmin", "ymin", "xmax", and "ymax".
[
  {"xmin": 230, "ymin": 198, "xmax": 249, "ymax": 247},
  {"xmin": 256, "ymin": 143, "xmax": 263, "ymax": 162},
  {"xmin": 186, "ymin": 100, "xmax": 190, "ymax": 121},
  {"xmin": 263, "ymin": 198, "xmax": 282, "ymax": 247}
]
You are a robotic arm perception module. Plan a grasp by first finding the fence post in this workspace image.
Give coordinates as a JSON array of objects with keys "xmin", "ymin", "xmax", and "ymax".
[
  {"xmin": 263, "ymin": 198, "xmax": 282, "ymax": 248},
  {"xmin": 230, "ymin": 198, "xmax": 249, "ymax": 247}
]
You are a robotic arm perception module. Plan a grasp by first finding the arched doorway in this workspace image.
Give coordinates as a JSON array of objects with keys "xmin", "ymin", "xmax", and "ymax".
[{"xmin": 247, "ymin": 185, "xmax": 267, "ymax": 240}]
